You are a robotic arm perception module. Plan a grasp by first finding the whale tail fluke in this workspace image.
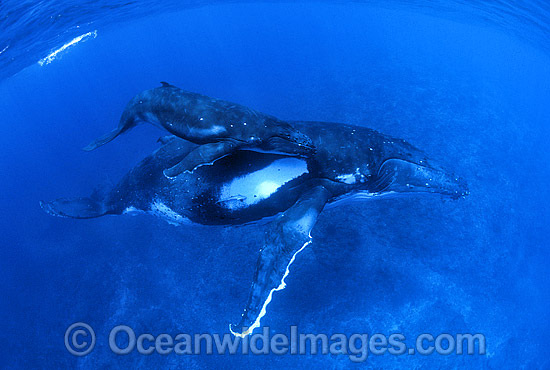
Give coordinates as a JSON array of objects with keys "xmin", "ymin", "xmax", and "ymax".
[{"xmin": 40, "ymin": 197, "xmax": 109, "ymax": 219}]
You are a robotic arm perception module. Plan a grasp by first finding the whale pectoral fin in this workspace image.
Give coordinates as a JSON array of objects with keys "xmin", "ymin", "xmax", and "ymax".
[
  {"xmin": 230, "ymin": 185, "xmax": 331, "ymax": 337},
  {"xmin": 39, "ymin": 197, "xmax": 110, "ymax": 219},
  {"xmin": 163, "ymin": 141, "xmax": 240, "ymax": 178}
]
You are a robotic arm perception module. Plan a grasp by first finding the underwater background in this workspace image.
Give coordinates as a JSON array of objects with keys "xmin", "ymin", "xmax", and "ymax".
[{"xmin": 1, "ymin": 1, "xmax": 549, "ymax": 368}]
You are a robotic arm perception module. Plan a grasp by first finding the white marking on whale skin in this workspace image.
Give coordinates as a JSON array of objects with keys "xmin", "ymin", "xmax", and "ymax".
[
  {"xmin": 257, "ymin": 181, "xmax": 280, "ymax": 198},
  {"xmin": 336, "ymin": 168, "xmax": 367, "ymax": 185},
  {"xmin": 188, "ymin": 125, "xmax": 227, "ymax": 137},
  {"xmin": 38, "ymin": 30, "xmax": 97, "ymax": 66},
  {"xmin": 219, "ymin": 158, "xmax": 308, "ymax": 210},
  {"xmin": 123, "ymin": 206, "xmax": 143, "ymax": 215},
  {"xmin": 336, "ymin": 173, "xmax": 356, "ymax": 184},
  {"xmin": 149, "ymin": 200, "xmax": 191, "ymax": 226}
]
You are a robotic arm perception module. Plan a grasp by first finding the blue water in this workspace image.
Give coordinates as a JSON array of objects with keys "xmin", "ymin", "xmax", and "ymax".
[{"xmin": 1, "ymin": 2, "xmax": 550, "ymax": 369}]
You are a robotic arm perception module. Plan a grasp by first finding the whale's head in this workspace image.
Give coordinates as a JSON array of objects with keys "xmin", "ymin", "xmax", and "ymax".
[
  {"xmin": 369, "ymin": 157, "xmax": 468, "ymax": 199},
  {"xmin": 254, "ymin": 121, "xmax": 316, "ymax": 157}
]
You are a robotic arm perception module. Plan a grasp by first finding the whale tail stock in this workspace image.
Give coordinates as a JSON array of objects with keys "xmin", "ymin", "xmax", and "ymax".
[
  {"xmin": 83, "ymin": 110, "xmax": 137, "ymax": 151},
  {"xmin": 82, "ymin": 127, "xmax": 124, "ymax": 151},
  {"xmin": 40, "ymin": 197, "xmax": 110, "ymax": 219}
]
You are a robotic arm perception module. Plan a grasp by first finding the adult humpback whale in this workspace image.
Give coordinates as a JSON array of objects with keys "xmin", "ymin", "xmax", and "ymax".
[
  {"xmin": 42, "ymin": 120, "xmax": 468, "ymax": 337},
  {"xmin": 83, "ymin": 82, "xmax": 315, "ymax": 177}
]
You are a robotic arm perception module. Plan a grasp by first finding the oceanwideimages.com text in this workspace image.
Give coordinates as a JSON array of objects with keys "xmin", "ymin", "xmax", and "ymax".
[{"xmin": 65, "ymin": 322, "xmax": 486, "ymax": 362}]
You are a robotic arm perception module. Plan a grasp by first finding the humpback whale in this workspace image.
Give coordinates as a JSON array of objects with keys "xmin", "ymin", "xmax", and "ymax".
[
  {"xmin": 42, "ymin": 120, "xmax": 468, "ymax": 337},
  {"xmin": 83, "ymin": 82, "xmax": 315, "ymax": 177}
]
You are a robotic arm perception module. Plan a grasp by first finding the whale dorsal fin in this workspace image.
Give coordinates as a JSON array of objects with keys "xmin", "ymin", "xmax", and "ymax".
[{"xmin": 160, "ymin": 81, "xmax": 174, "ymax": 88}]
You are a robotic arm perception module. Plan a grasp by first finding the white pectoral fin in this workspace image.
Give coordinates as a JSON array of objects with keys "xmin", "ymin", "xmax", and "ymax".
[{"xmin": 230, "ymin": 185, "xmax": 331, "ymax": 337}]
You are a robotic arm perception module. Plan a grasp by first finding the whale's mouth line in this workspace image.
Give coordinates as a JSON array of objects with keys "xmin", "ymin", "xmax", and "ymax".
[
  {"xmin": 261, "ymin": 135, "xmax": 316, "ymax": 155},
  {"xmin": 370, "ymin": 158, "xmax": 468, "ymax": 198}
]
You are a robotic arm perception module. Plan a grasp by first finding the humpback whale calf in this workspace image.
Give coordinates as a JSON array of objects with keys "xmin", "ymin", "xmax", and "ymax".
[
  {"xmin": 43, "ymin": 120, "xmax": 468, "ymax": 337},
  {"xmin": 84, "ymin": 82, "xmax": 315, "ymax": 177}
]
